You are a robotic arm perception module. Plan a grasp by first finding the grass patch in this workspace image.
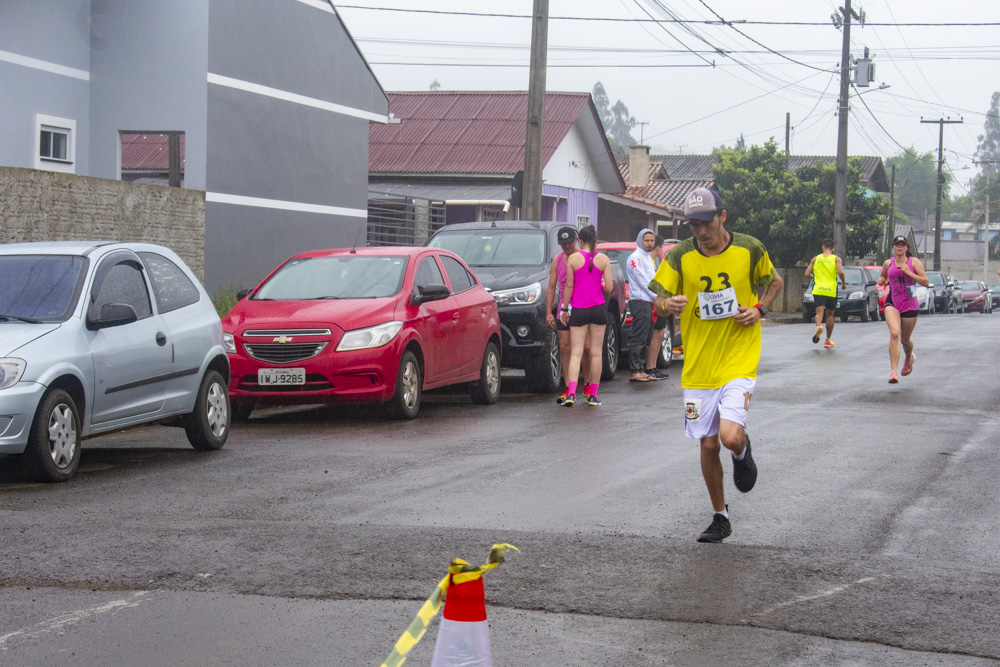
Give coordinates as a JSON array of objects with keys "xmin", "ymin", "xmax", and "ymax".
[{"xmin": 211, "ymin": 284, "xmax": 243, "ymax": 317}]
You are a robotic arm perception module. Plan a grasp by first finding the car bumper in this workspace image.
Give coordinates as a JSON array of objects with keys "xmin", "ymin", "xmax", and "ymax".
[
  {"xmin": 496, "ymin": 303, "xmax": 548, "ymax": 368},
  {"xmin": 0, "ymin": 381, "xmax": 46, "ymax": 453},
  {"xmin": 227, "ymin": 341, "xmax": 403, "ymax": 406}
]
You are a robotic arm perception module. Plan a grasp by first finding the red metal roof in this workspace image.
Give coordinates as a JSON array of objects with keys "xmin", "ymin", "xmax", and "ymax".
[
  {"xmin": 120, "ymin": 133, "xmax": 185, "ymax": 170},
  {"xmin": 370, "ymin": 91, "xmax": 591, "ymax": 175}
]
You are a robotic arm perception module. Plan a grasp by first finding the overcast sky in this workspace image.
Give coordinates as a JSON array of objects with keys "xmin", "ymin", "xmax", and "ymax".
[{"xmin": 336, "ymin": 0, "xmax": 1000, "ymax": 195}]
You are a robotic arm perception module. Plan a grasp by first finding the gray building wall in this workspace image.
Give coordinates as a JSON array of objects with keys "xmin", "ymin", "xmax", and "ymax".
[
  {"xmin": 0, "ymin": 0, "xmax": 92, "ymax": 172},
  {"xmin": 2, "ymin": 0, "xmax": 387, "ymax": 295},
  {"xmin": 88, "ymin": 0, "xmax": 208, "ymax": 188},
  {"xmin": 204, "ymin": 0, "xmax": 388, "ymax": 292}
]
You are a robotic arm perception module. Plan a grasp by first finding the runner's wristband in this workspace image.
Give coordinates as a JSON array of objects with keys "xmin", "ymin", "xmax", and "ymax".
[{"xmin": 754, "ymin": 302, "xmax": 768, "ymax": 317}]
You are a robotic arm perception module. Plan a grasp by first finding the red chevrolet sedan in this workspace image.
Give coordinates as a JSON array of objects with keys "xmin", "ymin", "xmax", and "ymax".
[{"xmin": 222, "ymin": 247, "xmax": 502, "ymax": 419}]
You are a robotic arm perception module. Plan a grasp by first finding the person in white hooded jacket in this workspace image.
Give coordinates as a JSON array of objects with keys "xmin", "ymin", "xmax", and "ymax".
[{"xmin": 626, "ymin": 228, "xmax": 659, "ymax": 382}]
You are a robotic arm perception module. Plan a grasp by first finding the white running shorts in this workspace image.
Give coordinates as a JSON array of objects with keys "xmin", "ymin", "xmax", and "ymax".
[{"xmin": 683, "ymin": 377, "xmax": 757, "ymax": 440}]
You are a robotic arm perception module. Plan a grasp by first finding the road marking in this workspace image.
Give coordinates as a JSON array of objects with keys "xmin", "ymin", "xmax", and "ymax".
[
  {"xmin": 740, "ymin": 578, "xmax": 874, "ymax": 624},
  {"xmin": 0, "ymin": 592, "xmax": 149, "ymax": 649}
]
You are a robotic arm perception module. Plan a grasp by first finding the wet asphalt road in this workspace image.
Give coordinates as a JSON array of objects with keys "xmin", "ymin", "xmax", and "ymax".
[{"xmin": 1, "ymin": 313, "xmax": 998, "ymax": 666}]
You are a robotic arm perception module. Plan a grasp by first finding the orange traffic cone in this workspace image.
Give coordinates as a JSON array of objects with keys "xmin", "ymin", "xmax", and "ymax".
[{"xmin": 430, "ymin": 574, "xmax": 493, "ymax": 667}]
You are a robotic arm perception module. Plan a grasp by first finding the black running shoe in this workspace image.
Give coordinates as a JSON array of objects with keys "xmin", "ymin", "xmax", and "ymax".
[
  {"xmin": 562, "ymin": 393, "xmax": 576, "ymax": 407},
  {"xmin": 556, "ymin": 390, "xmax": 569, "ymax": 405},
  {"xmin": 732, "ymin": 435, "xmax": 757, "ymax": 493},
  {"xmin": 646, "ymin": 368, "xmax": 668, "ymax": 380},
  {"xmin": 586, "ymin": 394, "xmax": 601, "ymax": 406},
  {"xmin": 697, "ymin": 511, "xmax": 732, "ymax": 543}
]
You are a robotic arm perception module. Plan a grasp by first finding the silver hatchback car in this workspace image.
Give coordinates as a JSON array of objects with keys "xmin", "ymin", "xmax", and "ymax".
[{"xmin": 0, "ymin": 241, "xmax": 231, "ymax": 482}]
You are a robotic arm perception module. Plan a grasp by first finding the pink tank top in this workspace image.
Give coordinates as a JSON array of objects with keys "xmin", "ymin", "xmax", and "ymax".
[
  {"xmin": 887, "ymin": 256, "xmax": 919, "ymax": 312},
  {"xmin": 570, "ymin": 251, "xmax": 606, "ymax": 309}
]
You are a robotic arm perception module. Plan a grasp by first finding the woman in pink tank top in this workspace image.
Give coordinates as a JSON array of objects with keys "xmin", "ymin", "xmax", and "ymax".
[
  {"xmin": 877, "ymin": 235, "xmax": 930, "ymax": 384},
  {"xmin": 559, "ymin": 225, "xmax": 613, "ymax": 406}
]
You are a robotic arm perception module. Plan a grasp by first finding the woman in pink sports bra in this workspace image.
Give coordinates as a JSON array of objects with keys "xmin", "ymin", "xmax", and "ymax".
[
  {"xmin": 877, "ymin": 235, "xmax": 930, "ymax": 384},
  {"xmin": 559, "ymin": 225, "xmax": 613, "ymax": 406}
]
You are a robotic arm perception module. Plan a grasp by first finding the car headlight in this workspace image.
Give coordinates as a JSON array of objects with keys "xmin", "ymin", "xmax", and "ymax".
[
  {"xmin": 491, "ymin": 282, "xmax": 542, "ymax": 306},
  {"xmin": 802, "ymin": 294, "xmax": 814, "ymax": 303},
  {"xmin": 0, "ymin": 358, "xmax": 26, "ymax": 390},
  {"xmin": 223, "ymin": 332, "xmax": 237, "ymax": 354},
  {"xmin": 337, "ymin": 321, "xmax": 403, "ymax": 351},
  {"xmin": 849, "ymin": 291, "xmax": 865, "ymax": 300}
]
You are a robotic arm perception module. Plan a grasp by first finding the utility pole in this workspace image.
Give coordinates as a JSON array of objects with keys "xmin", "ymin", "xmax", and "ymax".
[
  {"xmin": 883, "ymin": 163, "xmax": 896, "ymax": 264},
  {"xmin": 522, "ymin": 0, "xmax": 548, "ymax": 222},
  {"xmin": 920, "ymin": 117, "xmax": 963, "ymax": 270},
  {"xmin": 674, "ymin": 144, "xmax": 688, "ymax": 155},
  {"xmin": 637, "ymin": 121, "xmax": 649, "ymax": 144},
  {"xmin": 785, "ymin": 112, "xmax": 791, "ymax": 154},
  {"xmin": 832, "ymin": 0, "xmax": 857, "ymax": 257}
]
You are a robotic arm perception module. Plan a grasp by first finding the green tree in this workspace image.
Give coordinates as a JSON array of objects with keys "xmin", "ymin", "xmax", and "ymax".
[
  {"xmin": 973, "ymin": 91, "xmax": 1000, "ymax": 257},
  {"xmin": 592, "ymin": 82, "xmax": 636, "ymax": 147},
  {"xmin": 884, "ymin": 147, "xmax": 949, "ymax": 225},
  {"xmin": 713, "ymin": 140, "xmax": 889, "ymax": 265}
]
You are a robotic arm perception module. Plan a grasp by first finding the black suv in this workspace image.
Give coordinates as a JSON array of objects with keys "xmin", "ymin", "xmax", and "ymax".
[
  {"xmin": 924, "ymin": 270, "xmax": 962, "ymax": 313},
  {"xmin": 427, "ymin": 221, "xmax": 626, "ymax": 392}
]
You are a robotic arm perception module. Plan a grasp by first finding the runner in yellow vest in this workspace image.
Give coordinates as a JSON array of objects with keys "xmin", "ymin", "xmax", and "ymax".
[{"xmin": 803, "ymin": 238, "xmax": 847, "ymax": 348}]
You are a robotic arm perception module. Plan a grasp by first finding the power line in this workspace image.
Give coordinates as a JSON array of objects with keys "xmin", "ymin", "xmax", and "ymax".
[
  {"xmin": 851, "ymin": 83, "xmax": 907, "ymax": 151},
  {"xmin": 335, "ymin": 6, "xmax": 1000, "ymax": 27}
]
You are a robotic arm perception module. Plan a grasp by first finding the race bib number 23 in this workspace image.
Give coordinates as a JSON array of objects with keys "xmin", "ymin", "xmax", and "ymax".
[{"xmin": 697, "ymin": 286, "xmax": 738, "ymax": 320}]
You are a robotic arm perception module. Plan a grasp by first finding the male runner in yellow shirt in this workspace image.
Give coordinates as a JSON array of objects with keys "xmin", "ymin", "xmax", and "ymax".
[
  {"xmin": 803, "ymin": 238, "xmax": 847, "ymax": 348},
  {"xmin": 650, "ymin": 188, "xmax": 783, "ymax": 543}
]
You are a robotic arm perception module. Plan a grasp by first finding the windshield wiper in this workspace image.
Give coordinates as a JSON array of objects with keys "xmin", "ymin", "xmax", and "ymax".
[
  {"xmin": 312, "ymin": 296, "xmax": 342, "ymax": 300},
  {"xmin": 0, "ymin": 313, "xmax": 43, "ymax": 323}
]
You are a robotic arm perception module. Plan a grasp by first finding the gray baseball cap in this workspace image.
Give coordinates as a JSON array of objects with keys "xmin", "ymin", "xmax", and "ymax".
[{"xmin": 683, "ymin": 188, "xmax": 724, "ymax": 222}]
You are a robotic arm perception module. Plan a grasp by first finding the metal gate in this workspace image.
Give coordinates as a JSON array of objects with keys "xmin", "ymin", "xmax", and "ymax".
[{"xmin": 367, "ymin": 193, "xmax": 446, "ymax": 247}]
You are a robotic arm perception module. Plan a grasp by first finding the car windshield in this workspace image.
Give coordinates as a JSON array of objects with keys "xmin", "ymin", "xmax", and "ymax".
[
  {"xmin": 960, "ymin": 281, "xmax": 981, "ymax": 291},
  {"xmin": 843, "ymin": 268, "xmax": 865, "ymax": 285},
  {"xmin": 253, "ymin": 255, "xmax": 408, "ymax": 300},
  {"xmin": 429, "ymin": 231, "xmax": 545, "ymax": 266},
  {"xmin": 0, "ymin": 255, "xmax": 86, "ymax": 322},
  {"xmin": 988, "ymin": 284, "xmax": 1000, "ymax": 292},
  {"xmin": 865, "ymin": 267, "xmax": 881, "ymax": 279},
  {"xmin": 925, "ymin": 272, "xmax": 945, "ymax": 285}
]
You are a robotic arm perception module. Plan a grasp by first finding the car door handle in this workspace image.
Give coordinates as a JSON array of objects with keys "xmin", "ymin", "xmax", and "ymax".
[
  {"xmin": 452, "ymin": 312, "xmax": 460, "ymax": 321},
  {"xmin": 155, "ymin": 332, "xmax": 167, "ymax": 346}
]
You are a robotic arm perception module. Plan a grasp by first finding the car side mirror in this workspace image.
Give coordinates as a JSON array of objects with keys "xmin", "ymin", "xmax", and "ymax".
[
  {"xmin": 237, "ymin": 288, "xmax": 253, "ymax": 300},
  {"xmin": 411, "ymin": 283, "xmax": 450, "ymax": 305},
  {"xmin": 947, "ymin": 282, "xmax": 954, "ymax": 288},
  {"xmin": 90, "ymin": 303, "xmax": 139, "ymax": 330}
]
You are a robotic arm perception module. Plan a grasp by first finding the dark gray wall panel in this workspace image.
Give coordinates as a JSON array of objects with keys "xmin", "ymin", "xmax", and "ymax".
[
  {"xmin": 205, "ymin": 85, "xmax": 369, "ymax": 208},
  {"xmin": 208, "ymin": 0, "xmax": 387, "ymax": 115},
  {"xmin": 203, "ymin": 201, "xmax": 365, "ymax": 294}
]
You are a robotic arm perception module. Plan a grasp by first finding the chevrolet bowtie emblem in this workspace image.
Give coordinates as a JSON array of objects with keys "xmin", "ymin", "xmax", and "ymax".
[{"xmin": 273, "ymin": 336, "xmax": 294, "ymax": 343}]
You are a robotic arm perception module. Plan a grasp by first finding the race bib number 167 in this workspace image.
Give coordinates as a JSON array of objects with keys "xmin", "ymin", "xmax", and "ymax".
[{"xmin": 697, "ymin": 286, "xmax": 738, "ymax": 320}]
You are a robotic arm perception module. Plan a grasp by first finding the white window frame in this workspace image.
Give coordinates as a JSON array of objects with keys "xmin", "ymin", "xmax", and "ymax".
[
  {"xmin": 576, "ymin": 215, "xmax": 591, "ymax": 228},
  {"xmin": 34, "ymin": 114, "xmax": 76, "ymax": 173}
]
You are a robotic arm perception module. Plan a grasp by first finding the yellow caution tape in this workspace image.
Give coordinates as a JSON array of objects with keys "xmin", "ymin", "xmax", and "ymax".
[{"xmin": 380, "ymin": 543, "xmax": 519, "ymax": 667}]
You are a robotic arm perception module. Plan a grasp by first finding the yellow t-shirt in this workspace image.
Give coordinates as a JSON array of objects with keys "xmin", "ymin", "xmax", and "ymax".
[
  {"xmin": 811, "ymin": 253, "xmax": 839, "ymax": 297},
  {"xmin": 648, "ymin": 233, "xmax": 777, "ymax": 389}
]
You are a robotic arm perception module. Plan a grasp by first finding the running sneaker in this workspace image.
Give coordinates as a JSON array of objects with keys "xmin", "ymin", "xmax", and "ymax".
[
  {"xmin": 562, "ymin": 393, "xmax": 576, "ymax": 407},
  {"xmin": 824, "ymin": 339, "xmax": 836, "ymax": 349},
  {"xmin": 586, "ymin": 394, "xmax": 601, "ymax": 407},
  {"xmin": 901, "ymin": 353, "xmax": 915, "ymax": 376},
  {"xmin": 556, "ymin": 390, "xmax": 570, "ymax": 405},
  {"xmin": 732, "ymin": 436, "xmax": 757, "ymax": 493},
  {"xmin": 697, "ymin": 510, "xmax": 732, "ymax": 543},
  {"xmin": 646, "ymin": 368, "xmax": 668, "ymax": 380},
  {"xmin": 888, "ymin": 371, "xmax": 899, "ymax": 384},
  {"xmin": 812, "ymin": 325, "xmax": 823, "ymax": 344}
]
